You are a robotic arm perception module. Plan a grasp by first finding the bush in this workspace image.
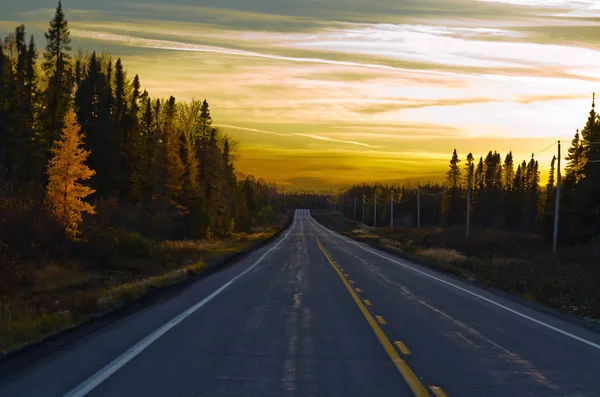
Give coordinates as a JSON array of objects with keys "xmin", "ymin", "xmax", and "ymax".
[
  {"xmin": 78, "ymin": 223, "xmax": 155, "ymax": 268},
  {"xmin": 0, "ymin": 195, "xmax": 67, "ymax": 260}
]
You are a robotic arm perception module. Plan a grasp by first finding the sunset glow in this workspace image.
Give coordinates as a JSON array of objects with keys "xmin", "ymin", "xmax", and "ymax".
[{"xmin": 3, "ymin": 0, "xmax": 599, "ymax": 190}]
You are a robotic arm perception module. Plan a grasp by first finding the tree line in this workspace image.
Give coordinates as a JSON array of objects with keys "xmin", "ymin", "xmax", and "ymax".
[
  {"xmin": 338, "ymin": 96, "xmax": 600, "ymax": 246},
  {"xmin": 0, "ymin": 2, "xmax": 284, "ymax": 241}
]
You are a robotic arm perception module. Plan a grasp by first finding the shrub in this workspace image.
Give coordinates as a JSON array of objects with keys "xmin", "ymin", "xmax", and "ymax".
[{"xmin": 417, "ymin": 248, "xmax": 466, "ymax": 265}]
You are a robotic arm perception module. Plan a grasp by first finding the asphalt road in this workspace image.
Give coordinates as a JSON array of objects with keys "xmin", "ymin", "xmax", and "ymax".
[{"xmin": 1, "ymin": 209, "xmax": 600, "ymax": 397}]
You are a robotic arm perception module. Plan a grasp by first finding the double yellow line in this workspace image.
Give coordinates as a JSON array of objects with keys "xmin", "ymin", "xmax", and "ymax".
[{"xmin": 317, "ymin": 240, "xmax": 433, "ymax": 397}]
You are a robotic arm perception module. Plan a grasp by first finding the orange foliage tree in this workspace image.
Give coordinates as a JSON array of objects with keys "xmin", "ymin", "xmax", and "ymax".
[{"xmin": 45, "ymin": 110, "xmax": 95, "ymax": 238}]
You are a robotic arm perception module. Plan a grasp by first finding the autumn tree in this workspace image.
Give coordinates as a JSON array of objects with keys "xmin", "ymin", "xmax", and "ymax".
[{"xmin": 45, "ymin": 111, "xmax": 95, "ymax": 238}]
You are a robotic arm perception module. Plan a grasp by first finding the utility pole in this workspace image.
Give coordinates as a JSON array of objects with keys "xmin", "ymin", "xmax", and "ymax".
[
  {"xmin": 353, "ymin": 197, "xmax": 357, "ymax": 221},
  {"xmin": 390, "ymin": 191, "xmax": 394, "ymax": 229},
  {"xmin": 553, "ymin": 141, "xmax": 561, "ymax": 252},
  {"xmin": 373, "ymin": 193, "xmax": 377, "ymax": 228},
  {"xmin": 362, "ymin": 195, "xmax": 366, "ymax": 224},
  {"xmin": 417, "ymin": 184, "xmax": 421, "ymax": 228},
  {"xmin": 466, "ymin": 165, "xmax": 472, "ymax": 238}
]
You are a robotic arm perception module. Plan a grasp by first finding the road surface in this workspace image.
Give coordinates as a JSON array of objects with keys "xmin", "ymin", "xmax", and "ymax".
[{"xmin": 1, "ymin": 209, "xmax": 599, "ymax": 396}]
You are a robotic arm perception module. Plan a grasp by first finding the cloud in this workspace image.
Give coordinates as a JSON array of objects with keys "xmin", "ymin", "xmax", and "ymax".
[
  {"xmin": 352, "ymin": 93, "xmax": 589, "ymax": 114},
  {"xmin": 215, "ymin": 124, "xmax": 378, "ymax": 148},
  {"xmin": 293, "ymin": 133, "xmax": 380, "ymax": 148},
  {"xmin": 5, "ymin": 0, "xmax": 596, "ymax": 189}
]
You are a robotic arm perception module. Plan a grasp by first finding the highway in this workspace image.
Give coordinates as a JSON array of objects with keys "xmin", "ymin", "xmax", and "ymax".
[{"xmin": 1, "ymin": 209, "xmax": 600, "ymax": 396}]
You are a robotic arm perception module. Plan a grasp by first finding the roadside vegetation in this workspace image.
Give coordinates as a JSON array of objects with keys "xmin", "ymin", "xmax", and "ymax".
[
  {"xmin": 313, "ymin": 210, "xmax": 600, "ymax": 323},
  {"xmin": 321, "ymin": 94, "xmax": 600, "ymax": 324},
  {"xmin": 0, "ymin": 4, "xmax": 327, "ymax": 355},
  {"xmin": 0, "ymin": 207, "xmax": 289, "ymax": 354}
]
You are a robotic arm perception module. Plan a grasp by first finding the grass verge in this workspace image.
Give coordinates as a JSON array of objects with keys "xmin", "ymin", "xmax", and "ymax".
[{"xmin": 0, "ymin": 227, "xmax": 284, "ymax": 356}]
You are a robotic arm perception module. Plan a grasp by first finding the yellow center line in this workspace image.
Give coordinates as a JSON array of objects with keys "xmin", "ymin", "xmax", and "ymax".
[
  {"xmin": 394, "ymin": 341, "xmax": 412, "ymax": 355},
  {"xmin": 430, "ymin": 386, "xmax": 449, "ymax": 397},
  {"xmin": 364, "ymin": 299, "xmax": 372, "ymax": 306},
  {"xmin": 316, "ymin": 240, "xmax": 431, "ymax": 397},
  {"xmin": 376, "ymin": 315, "xmax": 387, "ymax": 324}
]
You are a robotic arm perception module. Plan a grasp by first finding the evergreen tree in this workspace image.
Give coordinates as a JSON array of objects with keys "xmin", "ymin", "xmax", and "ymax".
[
  {"xmin": 24, "ymin": 34, "xmax": 42, "ymax": 182},
  {"xmin": 11, "ymin": 25, "xmax": 27, "ymax": 187},
  {"xmin": 45, "ymin": 110, "xmax": 95, "ymax": 238},
  {"xmin": 579, "ymin": 93, "xmax": 600, "ymax": 239},
  {"xmin": 158, "ymin": 96, "xmax": 184, "ymax": 203},
  {"xmin": 41, "ymin": 1, "xmax": 72, "ymax": 151},
  {"xmin": 0, "ymin": 45, "xmax": 9, "ymax": 179},
  {"xmin": 503, "ymin": 151, "xmax": 514, "ymax": 190},
  {"xmin": 565, "ymin": 130, "xmax": 585, "ymax": 182},
  {"xmin": 113, "ymin": 58, "xmax": 127, "ymax": 196},
  {"xmin": 442, "ymin": 149, "xmax": 462, "ymax": 225},
  {"xmin": 124, "ymin": 74, "xmax": 145, "ymax": 203},
  {"xmin": 180, "ymin": 131, "xmax": 203, "ymax": 237},
  {"xmin": 541, "ymin": 156, "xmax": 556, "ymax": 236}
]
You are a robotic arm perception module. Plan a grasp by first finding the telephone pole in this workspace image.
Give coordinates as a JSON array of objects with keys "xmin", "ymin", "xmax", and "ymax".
[
  {"xmin": 390, "ymin": 191, "xmax": 394, "ymax": 228},
  {"xmin": 373, "ymin": 193, "xmax": 377, "ymax": 228},
  {"xmin": 353, "ymin": 197, "xmax": 357, "ymax": 221},
  {"xmin": 553, "ymin": 141, "xmax": 561, "ymax": 252},
  {"xmin": 362, "ymin": 195, "xmax": 366, "ymax": 224},
  {"xmin": 417, "ymin": 184, "xmax": 421, "ymax": 229},
  {"xmin": 466, "ymin": 165, "xmax": 472, "ymax": 238}
]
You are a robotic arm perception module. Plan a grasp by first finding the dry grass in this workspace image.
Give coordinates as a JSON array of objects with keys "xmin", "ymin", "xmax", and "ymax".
[{"xmin": 416, "ymin": 248, "xmax": 467, "ymax": 265}]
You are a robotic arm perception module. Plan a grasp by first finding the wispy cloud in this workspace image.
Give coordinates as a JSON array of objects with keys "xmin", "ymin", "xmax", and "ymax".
[
  {"xmin": 5, "ymin": 0, "xmax": 596, "ymax": 189},
  {"xmin": 294, "ymin": 133, "xmax": 380, "ymax": 148},
  {"xmin": 216, "ymin": 124, "xmax": 379, "ymax": 148}
]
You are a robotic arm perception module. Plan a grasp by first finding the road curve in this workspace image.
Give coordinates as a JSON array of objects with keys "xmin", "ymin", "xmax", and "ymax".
[{"xmin": 1, "ymin": 209, "xmax": 599, "ymax": 396}]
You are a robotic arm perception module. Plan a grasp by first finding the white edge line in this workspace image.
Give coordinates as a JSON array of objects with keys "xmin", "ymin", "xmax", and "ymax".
[
  {"xmin": 308, "ymin": 214, "xmax": 600, "ymax": 351},
  {"xmin": 63, "ymin": 214, "xmax": 298, "ymax": 397}
]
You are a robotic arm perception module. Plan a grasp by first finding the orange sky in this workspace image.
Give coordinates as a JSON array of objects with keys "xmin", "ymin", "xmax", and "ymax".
[{"xmin": 3, "ymin": 0, "xmax": 599, "ymax": 191}]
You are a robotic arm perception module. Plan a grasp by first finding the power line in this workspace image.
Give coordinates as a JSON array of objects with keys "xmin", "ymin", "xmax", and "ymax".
[
  {"xmin": 534, "ymin": 140, "xmax": 558, "ymax": 157},
  {"xmin": 419, "ymin": 189, "xmax": 447, "ymax": 196},
  {"xmin": 394, "ymin": 191, "xmax": 416, "ymax": 204}
]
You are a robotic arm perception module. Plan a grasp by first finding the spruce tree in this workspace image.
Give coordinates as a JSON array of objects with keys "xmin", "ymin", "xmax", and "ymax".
[
  {"xmin": 541, "ymin": 156, "xmax": 556, "ymax": 236},
  {"xmin": 565, "ymin": 130, "xmax": 585, "ymax": 182},
  {"xmin": 579, "ymin": 93, "xmax": 600, "ymax": 239},
  {"xmin": 42, "ymin": 1, "xmax": 72, "ymax": 150},
  {"xmin": 503, "ymin": 152, "xmax": 514, "ymax": 189},
  {"xmin": 0, "ymin": 46, "xmax": 8, "ymax": 179},
  {"xmin": 180, "ymin": 131, "xmax": 203, "ymax": 237},
  {"xmin": 442, "ymin": 149, "xmax": 462, "ymax": 225}
]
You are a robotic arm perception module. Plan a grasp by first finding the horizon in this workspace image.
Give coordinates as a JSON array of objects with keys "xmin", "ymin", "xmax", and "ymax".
[{"xmin": 3, "ymin": 0, "xmax": 598, "ymax": 191}]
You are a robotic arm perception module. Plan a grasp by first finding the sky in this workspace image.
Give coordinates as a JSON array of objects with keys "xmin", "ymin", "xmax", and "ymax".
[{"xmin": 2, "ymin": 0, "xmax": 600, "ymax": 191}]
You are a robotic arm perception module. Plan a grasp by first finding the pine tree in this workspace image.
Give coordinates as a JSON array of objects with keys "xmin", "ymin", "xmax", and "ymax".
[
  {"xmin": 0, "ymin": 45, "xmax": 9, "ymax": 179},
  {"xmin": 541, "ymin": 156, "xmax": 556, "ymax": 236},
  {"xmin": 565, "ymin": 130, "xmax": 584, "ymax": 183},
  {"xmin": 11, "ymin": 25, "xmax": 28, "ymax": 187},
  {"xmin": 159, "ymin": 96, "xmax": 184, "ymax": 202},
  {"xmin": 579, "ymin": 93, "xmax": 600, "ymax": 239},
  {"xmin": 24, "ymin": 34, "xmax": 42, "ymax": 183},
  {"xmin": 124, "ymin": 74, "xmax": 145, "ymax": 203},
  {"xmin": 442, "ymin": 149, "xmax": 462, "ymax": 225},
  {"xmin": 503, "ymin": 152, "xmax": 514, "ymax": 189},
  {"xmin": 45, "ymin": 110, "xmax": 95, "ymax": 238},
  {"xmin": 180, "ymin": 131, "xmax": 203, "ymax": 237},
  {"xmin": 41, "ymin": 1, "xmax": 72, "ymax": 151}
]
